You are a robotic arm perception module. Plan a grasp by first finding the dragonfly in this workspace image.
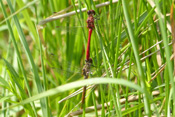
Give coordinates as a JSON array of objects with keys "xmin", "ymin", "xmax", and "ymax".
[
  {"xmin": 36, "ymin": 8, "xmax": 123, "ymax": 108},
  {"xmin": 81, "ymin": 9, "xmax": 96, "ymax": 108}
]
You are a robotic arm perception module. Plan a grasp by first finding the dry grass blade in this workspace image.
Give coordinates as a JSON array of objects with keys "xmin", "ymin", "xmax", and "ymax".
[
  {"xmin": 67, "ymin": 91, "xmax": 160, "ymax": 116},
  {"xmin": 117, "ymin": 41, "xmax": 172, "ymax": 72},
  {"xmin": 149, "ymin": 54, "xmax": 175, "ymax": 83},
  {"xmin": 58, "ymin": 85, "xmax": 97, "ymax": 103},
  {"xmin": 38, "ymin": 0, "xmax": 119, "ymax": 25}
]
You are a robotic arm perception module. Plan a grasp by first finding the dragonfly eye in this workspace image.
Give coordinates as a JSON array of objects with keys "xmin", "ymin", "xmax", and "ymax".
[
  {"xmin": 92, "ymin": 10, "xmax": 95, "ymax": 15},
  {"xmin": 87, "ymin": 10, "xmax": 91, "ymax": 15}
]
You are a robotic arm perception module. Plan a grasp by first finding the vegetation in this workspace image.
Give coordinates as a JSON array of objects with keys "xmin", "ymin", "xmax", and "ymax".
[{"xmin": 0, "ymin": 0, "xmax": 175, "ymax": 116}]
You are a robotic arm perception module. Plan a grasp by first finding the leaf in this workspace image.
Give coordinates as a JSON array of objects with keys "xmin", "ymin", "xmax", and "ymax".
[{"xmin": 0, "ymin": 78, "xmax": 144, "ymax": 112}]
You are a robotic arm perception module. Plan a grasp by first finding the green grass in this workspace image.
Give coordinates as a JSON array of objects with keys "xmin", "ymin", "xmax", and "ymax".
[{"xmin": 0, "ymin": 0, "xmax": 175, "ymax": 116}]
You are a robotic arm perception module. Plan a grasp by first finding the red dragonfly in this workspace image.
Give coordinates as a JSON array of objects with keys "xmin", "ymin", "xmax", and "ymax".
[
  {"xmin": 39, "ymin": 10, "xmax": 97, "ymax": 107},
  {"xmin": 37, "ymin": 8, "xmax": 121, "ymax": 108},
  {"xmin": 81, "ymin": 9, "xmax": 96, "ymax": 108}
]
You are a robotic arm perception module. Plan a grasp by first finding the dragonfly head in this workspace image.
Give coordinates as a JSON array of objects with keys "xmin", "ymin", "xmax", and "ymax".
[{"xmin": 87, "ymin": 10, "xmax": 95, "ymax": 16}]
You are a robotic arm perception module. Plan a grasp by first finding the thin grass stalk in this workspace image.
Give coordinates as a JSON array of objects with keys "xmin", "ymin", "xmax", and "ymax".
[
  {"xmin": 36, "ymin": 25, "xmax": 50, "ymax": 115},
  {"xmin": 145, "ymin": 35, "xmax": 152, "ymax": 83},
  {"xmin": 114, "ymin": 17, "xmax": 122, "ymax": 74},
  {"xmin": 99, "ymin": 84, "xmax": 105, "ymax": 116},
  {"xmin": 113, "ymin": 16, "xmax": 123, "ymax": 116},
  {"xmin": 60, "ymin": 100, "xmax": 68, "ymax": 116},
  {"xmin": 16, "ymin": 0, "xmax": 39, "ymax": 44},
  {"xmin": 109, "ymin": 0, "xmax": 115, "ymax": 61},
  {"xmin": 167, "ymin": 87, "xmax": 173, "ymax": 116},
  {"xmin": 125, "ymin": 50, "xmax": 133, "ymax": 116},
  {"xmin": 164, "ymin": 65, "xmax": 170, "ymax": 115},
  {"xmin": 133, "ymin": 0, "xmax": 137, "ymax": 32},
  {"xmin": 92, "ymin": 91, "xmax": 98, "ymax": 117}
]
